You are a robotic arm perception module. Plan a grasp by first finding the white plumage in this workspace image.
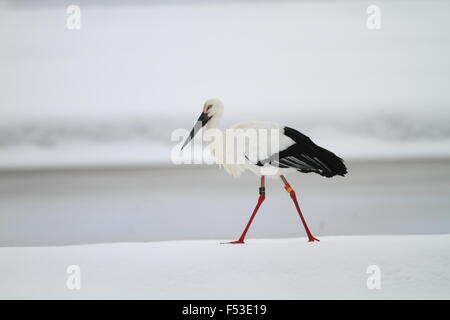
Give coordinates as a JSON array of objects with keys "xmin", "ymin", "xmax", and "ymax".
[
  {"xmin": 182, "ymin": 98, "xmax": 347, "ymax": 179},
  {"xmin": 207, "ymin": 120, "xmax": 297, "ymax": 177}
]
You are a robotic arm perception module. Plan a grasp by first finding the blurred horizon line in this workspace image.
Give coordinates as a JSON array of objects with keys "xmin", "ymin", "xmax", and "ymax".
[
  {"xmin": 1, "ymin": 155, "xmax": 449, "ymax": 174},
  {"xmin": 1, "ymin": 110, "xmax": 450, "ymax": 149}
]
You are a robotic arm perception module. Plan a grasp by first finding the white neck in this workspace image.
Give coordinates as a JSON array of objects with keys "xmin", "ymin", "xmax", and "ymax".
[
  {"xmin": 203, "ymin": 114, "xmax": 223, "ymax": 151},
  {"xmin": 205, "ymin": 115, "xmax": 222, "ymax": 130}
]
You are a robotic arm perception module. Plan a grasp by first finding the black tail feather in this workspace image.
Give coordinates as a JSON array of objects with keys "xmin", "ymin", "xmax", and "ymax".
[
  {"xmin": 311, "ymin": 145, "xmax": 347, "ymax": 178},
  {"xmin": 282, "ymin": 126, "xmax": 348, "ymax": 178}
]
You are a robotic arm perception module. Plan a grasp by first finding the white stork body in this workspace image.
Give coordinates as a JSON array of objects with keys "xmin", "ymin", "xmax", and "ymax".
[
  {"xmin": 181, "ymin": 98, "xmax": 347, "ymax": 244},
  {"xmin": 204, "ymin": 120, "xmax": 298, "ymax": 178}
]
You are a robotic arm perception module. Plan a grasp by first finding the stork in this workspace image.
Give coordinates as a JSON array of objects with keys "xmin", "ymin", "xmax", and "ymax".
[{"xmin": 181, "ymin": 98, "xmax": 347, "ymax": 243}]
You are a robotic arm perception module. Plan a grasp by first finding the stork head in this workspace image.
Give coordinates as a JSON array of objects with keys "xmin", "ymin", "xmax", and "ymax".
[
  {"xmin": 181, "ymin": 98, "xmax": 224, "ymax": 151},
  {"xmin": 202, "ymin": 98, "xmax": 224, "ymax": 118}
]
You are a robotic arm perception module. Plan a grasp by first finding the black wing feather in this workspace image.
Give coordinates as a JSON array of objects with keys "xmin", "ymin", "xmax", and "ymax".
[{"xmin": 261, "ymin": 126, "xmax": 347, "ymax": 178}]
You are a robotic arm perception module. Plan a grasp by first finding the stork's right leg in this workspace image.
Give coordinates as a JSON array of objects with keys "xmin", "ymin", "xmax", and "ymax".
[
  {"xmin": 224, "ymin": 176, "xmax": 266, "ymax": 244},
  {"xmin": 280, "ymin": 175, "xmax": 319, "ymax": 242}
]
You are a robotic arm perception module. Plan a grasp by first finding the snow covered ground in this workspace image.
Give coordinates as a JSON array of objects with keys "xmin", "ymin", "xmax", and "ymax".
[{"xmin": 1, "ymin": 234, "xmax": 449, "ymax": 299}]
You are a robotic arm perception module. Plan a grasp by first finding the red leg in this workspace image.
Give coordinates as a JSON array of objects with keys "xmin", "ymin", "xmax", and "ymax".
[
  {"xmin": 280, "ymin": 175, "xmax": 319, "ymax": 242},
  {"xmin": 224, "ymin": 176, "xmax": 266, "ymax": 244}
]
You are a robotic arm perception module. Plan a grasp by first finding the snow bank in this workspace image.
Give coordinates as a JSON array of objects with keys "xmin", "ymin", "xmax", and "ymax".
[{"xmin": 1, "ymin": 235, "xmax": 449, "ymax": 299}]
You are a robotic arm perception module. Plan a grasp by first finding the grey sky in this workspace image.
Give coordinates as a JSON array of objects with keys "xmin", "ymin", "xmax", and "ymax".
[{"xmin": 1, "ymin": 0, "xmax": 449, "ymax": 123}]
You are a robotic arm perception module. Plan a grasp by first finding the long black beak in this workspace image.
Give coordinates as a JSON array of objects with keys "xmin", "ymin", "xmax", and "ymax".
[{"xmin": 181, "ymin": 112, "xmax": 212, "ymax": 151}]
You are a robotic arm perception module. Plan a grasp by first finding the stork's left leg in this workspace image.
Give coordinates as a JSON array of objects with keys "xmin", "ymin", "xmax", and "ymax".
[
  {"xmin": 280, "ymin": 175, "xmax": 319, "ymax": 242},
  {"xmin": 224, "ymin": 176, "xmax": 266, "ymax": 244}
]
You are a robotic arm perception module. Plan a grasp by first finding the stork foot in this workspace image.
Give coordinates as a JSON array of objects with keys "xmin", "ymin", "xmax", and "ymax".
[
  {"xmin": 308, "ymin": 236, "xmax": 320, "ymax": 242},
  {"xmin": 222, "ymin": 240, "xmax": 245, "ymax": 244}
]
